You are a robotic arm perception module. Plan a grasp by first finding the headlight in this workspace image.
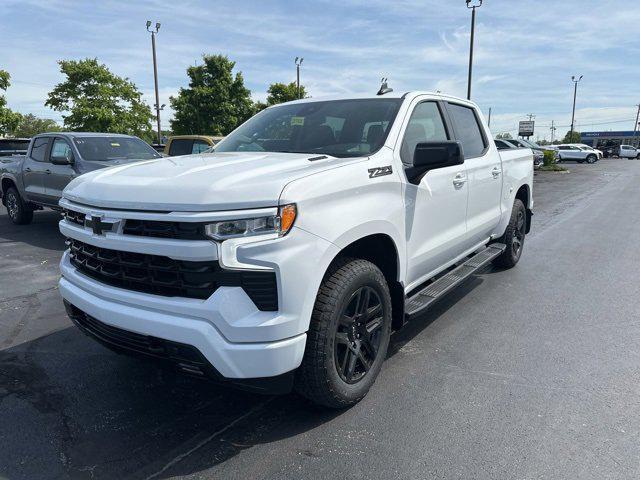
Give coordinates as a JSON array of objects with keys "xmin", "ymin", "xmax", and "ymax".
[{"xmin": 205, "ymin": 204, "xmax": 297, "ymax": 240}]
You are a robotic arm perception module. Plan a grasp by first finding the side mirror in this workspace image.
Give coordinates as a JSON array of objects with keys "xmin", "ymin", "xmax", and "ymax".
[
  {"xmin": 51, "ymin": 152, "xmax": 74, "ymax": 165},
  {"xmin": 406, "ymin": 141, "xmax": 464, "ymax": 184}
]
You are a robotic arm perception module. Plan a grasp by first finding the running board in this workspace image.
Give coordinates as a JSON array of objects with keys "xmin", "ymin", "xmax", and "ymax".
[{"xmin": 405, "ymin": 243, "xmax": 506, "ymax": 317}]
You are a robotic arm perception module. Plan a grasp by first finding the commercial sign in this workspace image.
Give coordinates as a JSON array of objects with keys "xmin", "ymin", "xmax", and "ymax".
[{"xmin": 518, "ymin": 121, "xmax": 535, "ymax": 137}]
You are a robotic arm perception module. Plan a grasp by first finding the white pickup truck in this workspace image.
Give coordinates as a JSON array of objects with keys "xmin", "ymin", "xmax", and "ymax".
[{"xmin": 58, "ymin": 91, "xmax": 533, "ymax": 408}]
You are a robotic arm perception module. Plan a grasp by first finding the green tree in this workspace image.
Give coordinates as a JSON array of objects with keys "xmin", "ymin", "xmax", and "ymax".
[
  {"xmin": 13, "ymin": 114, "xmax": 60, "ymax": 137},
  {"xmin": 45, "ymin": 58, "xmax": 153, "ymax": 136},
  {"xmin": 562, "ymin": 130, "xmax": 581, "ymax": 143},
  {"xmin": 267, "ymin": 82, "xmax": 306, "ymax": 105},
  {"xmin": 170, "ymin": 55, "xmax": 254, "ymax": 136},
  {"xmin": 0, "ymin": 70, "xmax": 21, "ymax": 135},
  {"xmin": 495, "ymin": 132, "xmax": 513, "ymax": 139}
]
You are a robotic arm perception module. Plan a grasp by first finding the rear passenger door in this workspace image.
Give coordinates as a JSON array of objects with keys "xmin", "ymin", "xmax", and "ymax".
[
  {"xmin": 446, "ymin": 102, "xmax": 502, "ymax": 247},
  {"xmin": 22, "ymin": 136, "xmax": 51, "ymax": 204}
]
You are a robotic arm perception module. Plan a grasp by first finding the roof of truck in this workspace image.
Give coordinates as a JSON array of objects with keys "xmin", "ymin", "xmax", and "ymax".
[
  {"xmin": 279, "ymin": 91, "xmax": 475, "ymax": 105},
  {"xmin": 34, "ymin": 132, "xmax": 136, "ymax": 138}
]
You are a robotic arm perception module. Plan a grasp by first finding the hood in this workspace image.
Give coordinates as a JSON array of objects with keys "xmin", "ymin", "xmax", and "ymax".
[{"xmin": 63, "ymin": 151, "xmax": 359, "ymax": 211}]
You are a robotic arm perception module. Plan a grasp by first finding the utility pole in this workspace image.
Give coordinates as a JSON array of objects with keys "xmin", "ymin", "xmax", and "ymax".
[
  {"xmin": 570, "ymin": 75, "xmax": 583, "ymax": 141},
  {"xmin": 633, "ymin": 104, "xmax": 640, "ymax": 148},
  {"xmin": 487, "ymin": 107, "xmax": 492, "ymax": 128},
  {"xmin": 466, "ymin": 0, "xmax": 483, "ymax": 100},
  {"xmin": 146, "ymin": 20, "xmax": 162, "ymax": 145},
  {"xmin": 550, "ymin": 120, "xmax": 556, "ymax": 144},
  {"xmin": 526, "ymin": 113, "xmax": 535, "ymax": 121},
  {"xmin": 294, "ymin": 57, "xmax": 304, "ymax": 99}
]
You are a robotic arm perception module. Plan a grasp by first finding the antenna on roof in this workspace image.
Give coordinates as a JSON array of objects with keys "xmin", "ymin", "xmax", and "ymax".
[{"xmin": 377, "ymin": 77, "xmax": 393, "ymax": 95}]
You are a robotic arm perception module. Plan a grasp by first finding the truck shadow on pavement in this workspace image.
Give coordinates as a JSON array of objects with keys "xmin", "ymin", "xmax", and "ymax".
[
  {"xmin": 0, "ymin": 210, "xmax": 66, "ymax": 251},
  {"xmin": 0, "ymin": 272, "xmax": 486, "ymax": 480}
]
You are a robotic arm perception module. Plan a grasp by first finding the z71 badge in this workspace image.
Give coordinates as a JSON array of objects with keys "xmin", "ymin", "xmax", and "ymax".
[{"xmin": 368, "ymin": 166, "xmax": 393, "ymax": 178}]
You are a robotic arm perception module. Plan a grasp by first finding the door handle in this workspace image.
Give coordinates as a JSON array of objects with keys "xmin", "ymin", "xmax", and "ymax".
[
  {"xmin": 45, "ymin": 169, "xmax": 52, "ymax": 174},
  {"xmin": 492, "ymin": 167, "xmax": 502, "ymax": 178},
  {"xmin": 24, "ymin": 167, "xmax": 32, "ymax": 172},
  {"xmin": 452, "ymin": 173, "xmax": 467, "ymax": 188}
]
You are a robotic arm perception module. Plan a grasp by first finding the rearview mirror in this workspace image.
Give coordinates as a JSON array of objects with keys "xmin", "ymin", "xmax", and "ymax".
[{"xmin": 406, "ymin": 141, "xmax": 464, "ymax": 184}]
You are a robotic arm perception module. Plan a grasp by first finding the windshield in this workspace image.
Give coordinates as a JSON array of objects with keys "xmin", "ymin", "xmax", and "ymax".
[
  {"xmin": 519, "ymin": 138, "xmax": 542, "ymax": 149},
  {"xmin": 73, "ymin": 136, "xmax": 161, "ymax": 161},
  {"xmin": 215, "ymin": 99, "xmax": 403, "ymax": 158}
]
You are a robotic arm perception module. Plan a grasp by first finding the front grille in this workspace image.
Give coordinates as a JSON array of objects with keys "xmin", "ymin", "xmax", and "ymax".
[
  {"xmin": 63, "ymin": 208, "xmax": 86, "ymax": 226},
  {"xmin": 65, "ymin": 302, "xmax": 218, "ymax": 377},
  {"xmin": 67, "ymin": 239, "xmax": 278, "ymax": 309},
  {"xmin": 122, "ymin": 219, "xmax": 208, "ymax": 240}
]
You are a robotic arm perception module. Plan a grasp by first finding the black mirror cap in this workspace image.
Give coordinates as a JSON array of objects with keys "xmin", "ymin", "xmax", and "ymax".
[
  {"xmin": 406, "ymin": 141, "xmax": 464, "ymax": 184},
  {"xmin": 50, "ymin": 155, "xmax": 74, "ymax": 165}
]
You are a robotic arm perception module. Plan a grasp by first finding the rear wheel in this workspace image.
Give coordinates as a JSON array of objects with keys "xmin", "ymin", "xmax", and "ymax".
[
  {"xmin": 4, "ymin": 187, "xmax": 33, "ymax": 225},
  {"xmin": 295, "ymin": 258, "xmax": 392, "ymax": 408},
  {"xmin": 493, "ymin": 199, "xmax": 526, "ymax": 269}
]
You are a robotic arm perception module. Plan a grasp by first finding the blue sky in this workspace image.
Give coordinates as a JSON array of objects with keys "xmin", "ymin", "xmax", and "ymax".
[{"xmin": 2, "ymin": 0, "xmax": 639, "ymax": 140}]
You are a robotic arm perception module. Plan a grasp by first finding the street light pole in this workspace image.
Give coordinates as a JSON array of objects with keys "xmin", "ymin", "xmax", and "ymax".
[
  {"xmin": 146, "ymin": 21, "xmax": 162, "ymax": 145},
  {"xmin": 466, "ymin": 0, "xmax": 482, "ymax": 100},
  {"xmin": 632, "ymin": 103, "xmax": 640, "ymax": 148},
  {"xmin": 294, "ymin": 57, "xmax": 304, "ymax": 99},
  {"xmin": 570, "ymin": 75, "xmax": 583, "ymax": 141}
]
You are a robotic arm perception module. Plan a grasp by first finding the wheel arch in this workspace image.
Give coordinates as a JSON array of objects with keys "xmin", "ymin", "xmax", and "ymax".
[
  {"xmin": 515, "ymin": 183, "xmax": 532, "ymax": 233},
  {"xmin": 326, "ymin": 232, "xmax": 406, "ymax": 330},
  {"xmin": 1, "ymin": 176, "xmax": 18, "ymax": 204}
]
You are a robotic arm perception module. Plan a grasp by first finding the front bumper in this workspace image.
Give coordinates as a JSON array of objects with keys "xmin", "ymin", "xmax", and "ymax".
[
  {"xmin": 58, "ymin": 206, "xmax": 339, "ymax": 380},
  {"xmin": 59, "ymin": 257, "xmax": 306, "ymax": 379}
]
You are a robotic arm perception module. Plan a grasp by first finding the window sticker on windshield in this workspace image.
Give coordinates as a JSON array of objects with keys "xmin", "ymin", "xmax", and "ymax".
[
  {"xmin": 110, "ymin": 142, "xmax": 121, "ymax": 147},
  {"xmin": 290, "ymin": 116, "xmax": 305, "ymax": 126}
]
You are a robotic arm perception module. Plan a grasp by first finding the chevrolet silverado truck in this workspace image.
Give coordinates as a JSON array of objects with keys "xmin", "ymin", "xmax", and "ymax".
[
  {"xmin": 0, "ymin": 132, "xmax": 162, "ymax": 224},
  {"xmin": 58, "ymin": 92, "xmax": 533, "ymax": 408}
]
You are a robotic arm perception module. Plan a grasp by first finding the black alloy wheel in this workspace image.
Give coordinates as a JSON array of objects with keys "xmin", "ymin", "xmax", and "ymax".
[{"xmin": 334, "ymin": 286, "xmax": 384, "ymax": 384}]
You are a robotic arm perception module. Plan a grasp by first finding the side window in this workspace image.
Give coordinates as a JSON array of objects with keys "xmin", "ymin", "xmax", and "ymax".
[
  {"xmin": 50, "ymin": 138, "xmax": 73, "ymax": 161},
  {"xmin": 168, "ymin": 139, "xmax": 194, "ymax": 156},
  {"xmin": 447, "ymin": 103, "xmax": 487, "ymax": 158},
  {"xmin": 30, "ymin": 137, "xmax": 49, "ymax": 162},
  {"xmin": 400, "ymin": 102, "xmax": 449, "ymax": 164},
  {"xmin": 191, "ymin": 140, "xmax": 210, "ymax": 154}
]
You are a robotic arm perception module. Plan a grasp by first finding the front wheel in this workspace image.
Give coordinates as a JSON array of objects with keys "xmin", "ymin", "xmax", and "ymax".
[
  {"xmin": 586, "ymin": 154, "xmax": 597, "ymax": 164},
  {"xmin": 295, "ymin": 258, "xmax": 392, "ymax": 408},
  {"xmin": 493, "ymin": 199, "xmax": 526, "ymax": 269},
  {"xmin": 4, "ymin": 187, "xmax": 33, "ymax": 225}
]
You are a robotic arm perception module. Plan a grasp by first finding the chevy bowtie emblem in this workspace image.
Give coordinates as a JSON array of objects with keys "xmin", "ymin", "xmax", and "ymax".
[{"xmin": 85, "ymin": 214, "xmax": 114, "ymax": 235}]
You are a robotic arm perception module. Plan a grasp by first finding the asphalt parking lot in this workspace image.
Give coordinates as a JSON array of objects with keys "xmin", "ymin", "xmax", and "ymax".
[{"xmin": 1, "ymin": 158, "xmax": 640, "ymax": 479}]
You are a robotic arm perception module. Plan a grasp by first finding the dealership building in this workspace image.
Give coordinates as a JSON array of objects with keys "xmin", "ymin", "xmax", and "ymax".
[{"xmin": 580, "ymin": 131, "xmax": 640, "ymax": 148}]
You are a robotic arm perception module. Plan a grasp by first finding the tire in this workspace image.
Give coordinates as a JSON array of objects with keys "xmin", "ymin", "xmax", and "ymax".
[
  {"xmin": 586, "ymin": 154, "xmax": 597, "ymax": 164},
  {"xmin": 493, "ymin": 199, "xmax": 526, "ymax": 269},
  {"xmin": 295, "ymin": 258, "xmax": 392, "ymax": 409},
  {"xmin": 4, "ymin": 187, "xmax": 33, "ymax": 225}
]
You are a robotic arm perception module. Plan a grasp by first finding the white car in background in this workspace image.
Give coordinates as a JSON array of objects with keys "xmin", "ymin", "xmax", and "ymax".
[
  {"xmin": 570, "ymin": 144, "xmax": 603, "ymax": 158},
  {"xmin": 556, "ymin": 144, "xmax": 599, "ymax": 164},
  {"xmin": 617, "ymin": 144, "xmax": 639, "ymax": 159}
]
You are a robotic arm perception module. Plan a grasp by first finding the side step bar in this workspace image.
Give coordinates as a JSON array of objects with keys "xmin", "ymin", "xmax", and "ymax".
[{"xmin": 405, "ymin": 243, "xmax": 506, "ymax": 317}]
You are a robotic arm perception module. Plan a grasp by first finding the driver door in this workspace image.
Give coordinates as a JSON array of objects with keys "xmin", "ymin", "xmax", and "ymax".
[
  {"xmin": 401, "ymin": 100, "xmax": 469, "ymax": 289},
  {"xmin": 44, "ymin": 137, "xmax": 77, "ymax": 204}
]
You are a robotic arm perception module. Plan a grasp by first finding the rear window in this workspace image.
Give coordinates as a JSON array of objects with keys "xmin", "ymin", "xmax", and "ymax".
[
  {"xmin": 30, "ymin": 137, "xmax": 49, "ymax": 161},
  {"xmin": 168, "ymin": 139, "xmax": 194, "ymax": 156},
  {"xmin": 73, "ymin": 136, "xmax": 160, "ymax": 161},
  {"xmin": 447, "ymin": 103, "xmax": 487, "ymax": 158}
]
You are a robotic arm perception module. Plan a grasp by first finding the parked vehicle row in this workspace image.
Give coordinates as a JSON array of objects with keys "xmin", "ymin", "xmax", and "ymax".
[
  {"xmin": 55, "ymin": 91, "xmax": 533, "ymax": 408},
  {"xmin": 0, "ymin": 133, "xmax": 162, "ymax": 224},
  {"xmin": 494, "ymin": 138, "xmax": 545, "ymax": 168}
]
